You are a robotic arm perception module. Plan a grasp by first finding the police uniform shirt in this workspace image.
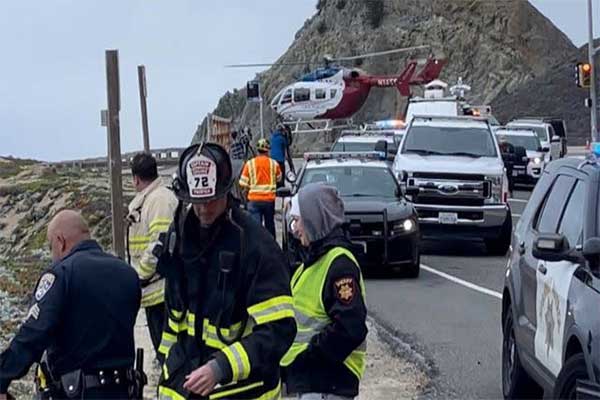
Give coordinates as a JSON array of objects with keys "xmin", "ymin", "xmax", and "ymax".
[{"xmin": 0, "ymin": 240, "xmax": 141, "ymax": 393}]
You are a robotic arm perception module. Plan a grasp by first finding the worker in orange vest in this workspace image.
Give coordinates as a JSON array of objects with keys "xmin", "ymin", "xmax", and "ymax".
[{"xmin": 239, "ymin": 138, "xmax": 282, "ymax": 237}]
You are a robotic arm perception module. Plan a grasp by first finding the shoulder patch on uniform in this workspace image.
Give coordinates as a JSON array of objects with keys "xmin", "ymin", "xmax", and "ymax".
[
  {"xmin": 334, "ymin": 276, "xmax": 356, "ymax": 304},
  {"xmin": 35, "ymin": 273, "xmax": 56, "ymax": 301}
]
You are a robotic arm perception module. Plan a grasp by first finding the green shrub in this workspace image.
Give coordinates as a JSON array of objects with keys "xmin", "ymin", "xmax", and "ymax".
[
  {"xmin": 317, "ymin": 20, "xmax": 328, "ymax": 35},
  {"xmin": 336, "ymin": 0, "xmax": 347, "ymax": 10}
]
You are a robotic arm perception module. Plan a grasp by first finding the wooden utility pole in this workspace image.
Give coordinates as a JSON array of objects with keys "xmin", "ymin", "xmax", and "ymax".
[
  {"xmin": 105, "ymin": 50, "xmax": 126, "ymax": 260},
  {"xmin": 137, "ymin": 65, "xmax": 150, "ymax": 152}
]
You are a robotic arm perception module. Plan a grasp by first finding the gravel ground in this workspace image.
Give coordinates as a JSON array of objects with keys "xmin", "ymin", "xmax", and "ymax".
[{"xmin": 135, "ymin": 315, "xmax": 427, "ymax": 400}]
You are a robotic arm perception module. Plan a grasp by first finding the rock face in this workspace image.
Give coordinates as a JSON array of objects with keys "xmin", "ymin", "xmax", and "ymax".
[
  {"xmin": 193, "ymin": 0, "xmax": 575, "ymax": 149},
  {"xmin": 493, "ymin": 41, "xmax": 598, "ymax": 145}
]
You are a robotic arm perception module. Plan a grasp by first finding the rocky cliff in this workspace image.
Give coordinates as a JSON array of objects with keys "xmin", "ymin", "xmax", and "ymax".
[
  {"xmin": 492, "ymin": 41, "xmax": 599, "ymax": 144},
  {"xmin": 193, "ymin": 0, "xmax": 576, "ymax": 149}
]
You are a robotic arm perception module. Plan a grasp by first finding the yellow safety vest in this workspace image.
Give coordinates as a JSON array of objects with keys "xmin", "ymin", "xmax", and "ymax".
[{"xmin": 281, "ymin": 247, "xmax": 366, "ymax": 379}]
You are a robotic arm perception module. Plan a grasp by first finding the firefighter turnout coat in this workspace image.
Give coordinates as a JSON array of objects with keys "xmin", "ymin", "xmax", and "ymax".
[
  {"xmin": 156, "ymin": 205, "xmax": 296, "ymax": 399},
  {"xmin": 127, "ymin": 177, "xmax": 178, "ymax": 308}
]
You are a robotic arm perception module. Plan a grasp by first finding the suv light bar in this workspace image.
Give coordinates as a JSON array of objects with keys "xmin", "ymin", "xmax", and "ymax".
[{"xmin": 304, "ymin": 151, "xmax": 386, "ymax": 161}]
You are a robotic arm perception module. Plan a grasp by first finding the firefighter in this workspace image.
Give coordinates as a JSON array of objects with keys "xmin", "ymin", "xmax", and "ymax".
[
  {"xmin": 239, "ymin": 138, "xmax": 282, "ymax": 237},
  {"xmin": 0, "ymin": 210, "xmax": 141, "ymax": 399},
  {"xmin": 281, "ymin": 184, "xmax": 368, "ymax": 400},
  {"xmin": 127, "ymin": 152, "xmax": 178, "ymax": 361},
  {"xmin": 155, "ymin": 143, "xmax": 296, "ymax": 399}
]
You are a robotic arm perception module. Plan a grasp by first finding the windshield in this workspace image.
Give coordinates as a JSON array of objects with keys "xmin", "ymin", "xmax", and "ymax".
[
  {"xmin": 501, "ymin": 135, "xmax": 541, "ymax": 151},
  {"xmin": 300, "ymin": 166, "xmax": 398, "ymax": 198},
  {"xmin": 331, "ymin": 141, "xmax": 397, "ymax": 153},
  {"xmin": 402, "ymin": 125, "xmax": 497, "ymax": 157},
  {"xmin": 508, "ymin": 125, "xmax": 549, "ymax": 142}
]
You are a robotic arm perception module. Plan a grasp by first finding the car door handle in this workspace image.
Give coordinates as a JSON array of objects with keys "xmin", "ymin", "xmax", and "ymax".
[{"xmin": 538, "ymin": 264, "xmax": 547, "ymax": 275}]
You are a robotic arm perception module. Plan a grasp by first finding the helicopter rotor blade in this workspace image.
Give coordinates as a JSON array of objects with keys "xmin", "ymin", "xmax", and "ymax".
[
  {"xmin": 225, "ymin": 62, "xmax": 310, "ymax": 68},
  {"xmin": 332, "ymin": 45, "xmax": 430, "ymax": 62}
]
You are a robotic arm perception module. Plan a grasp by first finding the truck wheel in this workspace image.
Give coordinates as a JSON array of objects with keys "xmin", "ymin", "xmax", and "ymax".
[
  {"xmin": 502, "ymin": 308, "xmax": 543, "ymax": 399},
  {"xmin": 553, "ymin": 353, "xmax": 588, "ymax": 400},
  {"xmin": 405, "ymin": 251, "xmax": 420, "ymax": 279},
  {"xmin": 485, "ymin": 214, "xmax": 512, "ymax": 256}
]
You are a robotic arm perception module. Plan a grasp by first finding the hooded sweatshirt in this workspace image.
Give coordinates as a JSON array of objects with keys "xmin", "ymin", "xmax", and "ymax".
[{"xmin": 284, "ymin": 183, "xmax": 368, "ymax": 397}]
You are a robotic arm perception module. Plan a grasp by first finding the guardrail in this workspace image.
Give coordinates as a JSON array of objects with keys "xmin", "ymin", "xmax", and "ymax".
[{"xmin": 52, "ymin": 148, "xmax": 186, "ymax": 170}]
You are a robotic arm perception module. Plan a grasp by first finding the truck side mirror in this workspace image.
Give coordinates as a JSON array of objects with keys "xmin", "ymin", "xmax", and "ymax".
[{"xmin": 583, "ymin": 237, "xmax": 600, "ymax": 270}]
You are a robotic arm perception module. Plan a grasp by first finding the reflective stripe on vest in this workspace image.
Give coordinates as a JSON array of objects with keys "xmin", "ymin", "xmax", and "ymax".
[
  {"xmin": 246, "ymin": 156, "xmax": 278, "ymax": 202},
  {"xmin": 280, "ymin": 247, "xmax": 367, "ymax": 379}
]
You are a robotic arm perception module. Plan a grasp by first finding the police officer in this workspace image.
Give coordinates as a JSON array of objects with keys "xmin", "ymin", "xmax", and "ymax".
[
  {"xmin": 0, "ymin": 210, "xmax": 141, "ymax": 399},
  {"xmin": 155, "ymin": 143, "xmax": 296, "ymax": 399},
  {"xmin": 281, "ymin": 184, "xmax": 368, "ymax": 400}
]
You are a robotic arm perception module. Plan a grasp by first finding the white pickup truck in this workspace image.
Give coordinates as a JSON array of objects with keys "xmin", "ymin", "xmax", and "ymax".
[{"xmin": 393, "ymin": 115, "xmax": 512, "ymax": 255}]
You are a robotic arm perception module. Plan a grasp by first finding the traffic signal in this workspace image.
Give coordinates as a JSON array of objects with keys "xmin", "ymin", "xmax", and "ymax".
[
  {"xmin": 575, "ymin": 62, "xmax": 592, "ymax": 88},
  {"xmin": 246, "ymin": 80, "xmax": 260, "ymax": 100}
]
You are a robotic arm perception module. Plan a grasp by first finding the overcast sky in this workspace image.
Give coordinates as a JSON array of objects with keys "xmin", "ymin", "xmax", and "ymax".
[{"xmin": 0, "ymin": 0, "xmax": 592, "ymax": 161}]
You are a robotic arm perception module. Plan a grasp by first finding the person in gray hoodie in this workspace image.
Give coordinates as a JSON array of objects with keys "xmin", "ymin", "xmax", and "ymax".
[{"xmin": 281, "ymin": 183, "xmax": 368, "ymax": 399}]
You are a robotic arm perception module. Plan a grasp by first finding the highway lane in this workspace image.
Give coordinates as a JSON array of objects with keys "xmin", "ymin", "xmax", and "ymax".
[{"xmin": 366, "ymin": 189, "xmax": 532, "ymax": 399}]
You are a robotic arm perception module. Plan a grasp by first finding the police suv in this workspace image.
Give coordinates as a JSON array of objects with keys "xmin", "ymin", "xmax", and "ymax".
[
  {"xmin": 506, "ymin": 119, "xmax": 564, "ymax": 162},
  {"xmin": 279, "ymin": 152, "xmax": 420, "ymax": 277},
  {"xmin": 393, "ymin": 115, "xmax": 512, "ymax": 255},
  {"xmin": 502, "ymin": 151, "xmax": 600, "ymax": 399},
  {"xmin": 496, "ymin": 128, "xmax": 547, "ymax": 184},
  {"xmin": 331, "ymin": 129, "xmax": 402, "ymax": 161}
]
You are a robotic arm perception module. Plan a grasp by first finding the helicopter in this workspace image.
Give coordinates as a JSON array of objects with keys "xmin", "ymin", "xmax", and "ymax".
[{"xmin": 226, "ymin": 45, "xmax": 446, "ymax": 132}]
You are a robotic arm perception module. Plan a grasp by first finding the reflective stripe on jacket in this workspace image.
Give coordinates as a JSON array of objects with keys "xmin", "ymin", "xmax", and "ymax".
[
  {"xmin": 239, "ymin": 155, "xmax": 281, "ymax": 202},
  {"xmin": 127, "ymin": 177, "xmax": 178, "ymax": 307},
  {"xmin": 281, "ymin": 247, "xmax": 367, "ymax": 379}
]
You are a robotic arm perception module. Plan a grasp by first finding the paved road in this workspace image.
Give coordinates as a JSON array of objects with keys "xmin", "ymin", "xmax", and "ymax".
[{"xmin": 366, "ymin": 190, "xmax": 532, "ymax": 399}]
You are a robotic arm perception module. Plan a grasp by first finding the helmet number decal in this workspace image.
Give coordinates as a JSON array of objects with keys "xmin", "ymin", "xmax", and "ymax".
[{"xmin": 187, "ymin": 154, "xmax": 217, "ymax": 199}]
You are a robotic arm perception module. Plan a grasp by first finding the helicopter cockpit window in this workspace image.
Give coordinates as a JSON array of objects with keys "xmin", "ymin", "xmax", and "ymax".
[
  {"xmin": 281, "ymin": 89, "xmax": 292, "ymax": 104},
  {"xmin": 271, "ymin": 92, "xmax": 282, "ymax": 106},
  {"xmin": 315, "ymin": 88, "xmax": 327, "ymax": 100},
  {"xmin": 330, "ymin": 88, "xmax": 338, "ymax": 98},
  {"xmin": 294, "ymin": 88, "xmax": 310, "ymax": 103}
]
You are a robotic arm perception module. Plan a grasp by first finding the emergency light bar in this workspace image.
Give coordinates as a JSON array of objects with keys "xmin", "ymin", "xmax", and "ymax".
[
  {"xmin": 374, "ymin": 120, "xmax": 406, "ymax": 129},
  {"xmin": 340, "ymin": 130, "xmax": 398, "ymax": 137},
  {"xmin": 304, "ymin": 151, "xmax": 386, "ymax": 162}
]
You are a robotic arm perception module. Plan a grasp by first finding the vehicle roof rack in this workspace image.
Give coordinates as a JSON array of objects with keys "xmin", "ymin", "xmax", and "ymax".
[{"xmin": 304, "ymin": 151, "xmax": 386, "ymax": 162}]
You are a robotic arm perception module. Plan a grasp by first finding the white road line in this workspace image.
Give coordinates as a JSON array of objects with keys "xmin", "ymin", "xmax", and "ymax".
[
  {"xmin": 508, "ymin": 198, "xmax": 528, "ymax": 204},
  {"xmin": 511, "ymin": 213, "xmax": 522, "ymax": 218},
  {"xmin": 421, "ymin": 264, "xmax": 503, "ymax": 300}
]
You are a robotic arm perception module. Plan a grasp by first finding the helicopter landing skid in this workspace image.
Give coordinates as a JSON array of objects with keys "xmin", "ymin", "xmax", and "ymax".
[{"xmin": 283, "ymin": 118, "xmax": 354, "ymax": 135}]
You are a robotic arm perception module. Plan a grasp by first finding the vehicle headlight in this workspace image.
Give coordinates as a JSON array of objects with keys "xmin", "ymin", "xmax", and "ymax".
[
  {"xmin": 530, "ymin": 157, "xmax": 542, "ymax": 165},
  {"xmin": 392, "ymin": 218, "xmax": 416, "ymax": 235},
  {"xmin": 485, "ymin": 175, "xmax": 504, "ymax": 204}
]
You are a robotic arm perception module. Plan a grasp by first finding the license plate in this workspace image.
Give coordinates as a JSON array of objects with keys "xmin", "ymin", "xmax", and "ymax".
[
  {"xmin": 352, "ymin": 241, "xmax": 367, "ymax": 253},
  {"xmin": 439, "ymin": 212, "xmax": 458, "ymax": 225}
]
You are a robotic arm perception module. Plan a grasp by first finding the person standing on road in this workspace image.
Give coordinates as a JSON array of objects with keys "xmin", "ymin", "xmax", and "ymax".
[
  {"xmin": 0, "ymin": 210, "xmax": 141, "ymax": 399},
  {"xmin": 239, "ymin": 138, "xmax": 282, "ymax": 237},
  {"xmin": 127, "ymin": 152, "xmax": 178, "ymax": 362},
  {"xmin": 270, "ymin": 124, "xmax": 289, "ymax": 188},
  {"xmin": 154, "ymin": 143, "xmax": 296, "ymax": 399},
  {"xmin": 498, "ymin": 136, "xmax": 515, "ymax": 197},
  {"xmin": 281, "ymin": 183, "xmax": 368, "ymax": 400},
  {"xmin": 229, "ymin": 131, "xmax": 245, "ymax": 160}
]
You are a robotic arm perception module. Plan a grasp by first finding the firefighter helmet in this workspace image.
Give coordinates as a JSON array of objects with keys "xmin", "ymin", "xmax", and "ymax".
[{"xmin": 172, "ymin": 142, "xmax": 233, "ymax": 204}]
